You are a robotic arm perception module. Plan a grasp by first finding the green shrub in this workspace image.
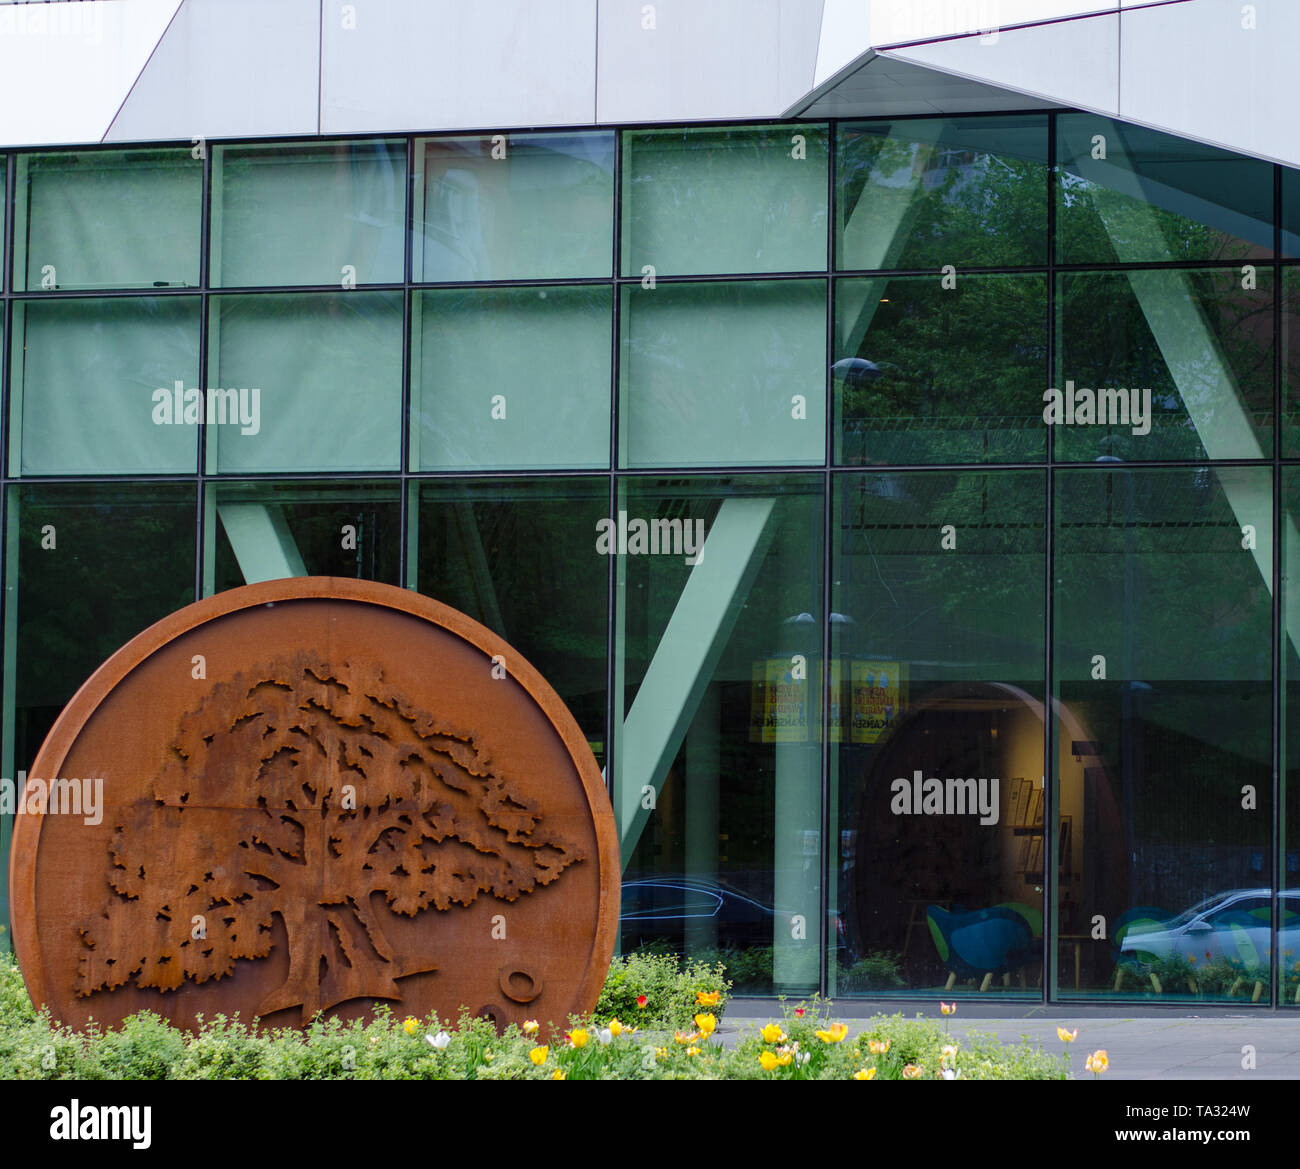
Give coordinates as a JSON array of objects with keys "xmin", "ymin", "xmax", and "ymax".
[
  {"xmin": 1148, "ymin": 952, "xmax": 1198, "ymax": 994},
  {"xmin": 594, "ymin": 951, "xmax": 730, "ymax": 1030},
  {"xmin": 694, "ymin": 946, "xmax": 773, "ymax": 991},
  {"xmin": 839, "ymin": 950, "xmax": 905, "ymax": 992}
]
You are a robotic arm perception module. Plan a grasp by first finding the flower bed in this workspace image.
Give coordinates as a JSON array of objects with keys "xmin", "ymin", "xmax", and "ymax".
[{"xmin": 0, "ymin": 955, "xmax": 1075, "ymax": 1080}]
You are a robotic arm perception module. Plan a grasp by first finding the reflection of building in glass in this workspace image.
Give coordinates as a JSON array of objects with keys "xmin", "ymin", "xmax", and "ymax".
[{"xmin": 0, "ymin": 0, "xmax": 1297, "ymax": 1010}]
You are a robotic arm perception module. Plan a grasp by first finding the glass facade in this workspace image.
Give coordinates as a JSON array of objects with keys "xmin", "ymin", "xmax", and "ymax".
[{"xmin": 2, "ymin": 115, "xmax": 1300, "ymax": 1006}]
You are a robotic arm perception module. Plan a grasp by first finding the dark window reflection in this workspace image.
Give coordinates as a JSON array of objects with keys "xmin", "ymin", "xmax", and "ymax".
[
  {"xmin": 1055, "ymin": 467, "xmax": 1272, "ymax": 1000},
  {"xmin": 831, "ymin": 471, "xmax": 1045, "ymax": 997}
]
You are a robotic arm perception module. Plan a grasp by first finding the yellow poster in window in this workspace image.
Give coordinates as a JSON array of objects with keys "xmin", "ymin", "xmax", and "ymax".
[
  {"xmin": 850, "ymin": 659, "xmax": 906, "ymax": 743},
  {"xmin": 749, "ymin": 657, "xmax": 810, "ymax": 743}
]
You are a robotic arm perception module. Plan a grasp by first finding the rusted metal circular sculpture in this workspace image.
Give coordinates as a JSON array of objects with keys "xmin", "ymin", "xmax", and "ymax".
[{"xmin": 9, "ymin": 578, "xmax": 618, "ymax": 1033}]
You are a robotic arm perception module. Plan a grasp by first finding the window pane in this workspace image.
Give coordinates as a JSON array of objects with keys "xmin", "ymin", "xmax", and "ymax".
[
  {"xmin": 835, "ymin": 273, "xmax": 1047, "ymax": 464},
  {"xmin": 831, "ymin": 470, "xmax": 1045, "ymax": 998},
  {"xmin": 0, "ymin": 482, "xmax": 196, "ymax": 943},
  {"xmin": 1283, "ymin": 467, "xmax": 1300, "ymax": 1003},
  {"xmin": 414, "ymin": 478, "xmax": 608, "ymax": 758},
  {"xmin": 207, "ymin": 292, "xmax": 403, "ymax": 473},
  {"xmin": 15, "ymin": 149, "xmax": 201, "ymax": 291},
  {"xmin": 416, "ymin": 132, "xmax": 613, "ymax": 281},
  {"xmin": 11, "ymin": 296, "xmax": 200, "ymax": 475},
  {"xmin": 213, "ymin": 141, "xmax": 405, "ymax": 287},
  {"xmin": 206, "ymin": 480, "xmax": 401, "ymax": 595},
  {"xmin": 1282, "ymin": 166, "xmax": 1300, "ymax": 258},
  {"xmin": 614, "ymin": 475, "xmax": 823, "ymax": 995},
  {"xmin": 837, "ymin": 116, "xmax": 1047, "ymax": 271},
  {"xmin": 1282, "ymin": 267, "xmax": 1300, "ymax": 457},
  {"xmin": 1056, "ymin": 114, "xmax": 1273, "ymax": 265},
  {"xmin": 619, "ymin": 280, "xmax": 826, "ymax": 468},
  {"xmin": 413, "ymin": 286, "xmax": 610, "ymax": 471},
  {"xmin": 621, "ymin": 125, "xmax": 828, "ymax": 277},
  {"xmin": 1054, "ymin": 466, "xmax": 1272, "ymax": 1001},
  {"xmin": 1055, "ymin": 269, "xmax": 1272, "ymax": 462}
]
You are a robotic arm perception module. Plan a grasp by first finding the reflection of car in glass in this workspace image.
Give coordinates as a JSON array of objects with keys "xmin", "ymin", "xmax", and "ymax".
[
  {"xmin": 619, "ymin": 877, "xmax": 854, "ymax": 962},
  {"xmin": 619, "ymin": 879, "xmax": 779, "ymax": 950},
  {"xmin": 1118, "ymin": 889, "xmax": 1298, "ymax": 966}
]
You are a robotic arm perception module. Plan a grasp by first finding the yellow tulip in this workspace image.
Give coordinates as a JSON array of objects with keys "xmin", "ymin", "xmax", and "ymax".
[
  {"xmin": 816, "ymin": 1023, "xmax": 849, "ymax": 1044},
  {"xmin": 902, "ymin": 1064, "xmax": 922, "ymax": 1079},
  {"xmin": 552, "ymin": 1069, "xmax": 566, "ymax": 1080},
  {"xmin": 776, "ymin": 1052, "xmax": 793, "ymax": 1067},
  {"xmin": 694, "ymin": 1013, "xmax": 717, "ymax": 1036},
  {"xmin": 568, "ymin": 1029, "xmax": 589, "ymax": 1049},
  {"xmin": 675, "ymin": 1030, "xmax": 698, "ymax": 1045},
  {"xmin": 522, "ymin": 1020, "xmax": 540, "ymax": 1036},
  {"xmin": 686, "ymin": 1046, "xmax": 701, "ymax": 1057},
  {"xmin": 609, "ymin": 1019, "xmax": 623, "ymax": 1038},
  {"xmin": 761, "ymin": 1023, "xmax": 786, "ymax": 1044},
  {"xmin": 528, "ymin": 1046, "xmax": 548, "ymax": 1066},
  {"xmin": 853, "ymin": 1067, "xmax": 876, "ymax": 1080},
  {"xmin": 696, "ymin": 991, "xmax": 721, "ymax": 1007},
  {"xmin": 940, "ymin": 1002, "xmax": 956, "ymax": 1016},
  {"xmin": 1085, "ymin": 1049, "xmax": 1109, "ymax": 1074},
  {"xmin": 1057, "ymin": 1027, "xmax": 1077, "ymax": 1043},
  {"xmin": 759, "ymin": 1051, "xmax": 780, "ymax": 1071},
  {"xmin": 869, "ymin": 1039, "xmax": 890, "ymax": 1055},
  {"xmin": 655, "ymin": 1046, "xmax": 668, "ymax": 1059},
  {"xmin": 402, "ymin": 1017, "xmax": 419, "ymax": 1035}
]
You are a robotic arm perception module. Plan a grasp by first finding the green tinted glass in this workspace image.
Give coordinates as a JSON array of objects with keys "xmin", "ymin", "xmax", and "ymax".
[
  {"xmin": 835, "ymin": 274, "xmax": 1047, "ymax": 464},
  {"xmin": 837, "ymin": 116, "xmax": 1047, "ymax": 271},
  {"xmin": 414, "ymin": 478, "xmax": 608, "ymax": 756},
  {"xmin": 213, "ymin": 141, "xmax": 405, "ymax": 287},
  {"xmin": 830, "ymin": 470, "xmax": 1045, "ymax": 998},
  {"xmin": 206, "ymin": 292, "xmax": 403, "ymax": 474},
  {"xmin": 622, "ymin": 125, "xmax": 828, "ymax": 277},
  {"xmin": 205, "ymin": 480, "xmax": 401, "ymax": 596},
  {"xmin": 15, "ymin": 149, "xmax": 201, "ymax": 291},
  {"xmin": 1053, "ymin": 466, "xmax": 1272, "ymax": 1001},
  {"xmin": 10, "ymin": 297, "xmax": 201, "ymax": 475},
  {"xmin": 620, "ymin": 280, "xmax": 826, "ymax": 468},
  {"xmin": 614, "ymin": 475, "xmax": 824, "ymax": 995},
  {"xmin": 1054, "ymin": 269, "xmax": 1272, "ymax": 462},
  {"xmin": 413, "ymin": 285, "xmax": 611, "ymax": 471},
  {"xmin": 1282, "ymin": 467, "xmax": 1300, "ymax": 1002},
  {"xmin": 1056, "ymin": 114, "xmax": 1273, "ymax": 265},
  {"xmin": 416, "ymin": 132, "xmax": 614, "ymax": 281},
  {"xmin": 1282, "ymin": 266, "xmax": 1300, "ymax": 457}
]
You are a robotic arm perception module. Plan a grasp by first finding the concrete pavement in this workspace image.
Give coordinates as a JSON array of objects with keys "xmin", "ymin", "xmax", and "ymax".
[{"xmin": 718, "ymin": 999, "xmax": 1300, "ymax": 1079}]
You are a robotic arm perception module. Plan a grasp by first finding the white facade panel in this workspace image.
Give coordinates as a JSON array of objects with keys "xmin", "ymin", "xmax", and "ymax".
[
  {"xmin": 106, "ymin": 0, "xmax": 320, "ymax": 143},
  {"xmin": 880, "ymin": 12, "xmax": 1120, "ymax": 116},
  {"xmin": 596, "ymin": 0, "xmax": 823, "ymax": 124},
  {"xmin": 0, "ymin": 0, "xmax": 180, "ymax": 146},
  {"xmin": 1121, "ymin": 0, "xmax": 1300, "ymax": 168},
  {"xmin": 815, "ymin": 0, "xmax": 1119, "ymax": 88},
  {"xmin": 322, "ymin": 0, "xmax": 598, "ymax": 135}
]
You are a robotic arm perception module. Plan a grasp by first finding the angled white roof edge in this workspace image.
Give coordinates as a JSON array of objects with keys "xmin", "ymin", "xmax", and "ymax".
[
  {"xmin": 789, "ymin": 21, "xmax": 1299, "ymax": 172},
  {"xmin": 783, "ymin": 47, "xmax": 880, "ymax": 119}
]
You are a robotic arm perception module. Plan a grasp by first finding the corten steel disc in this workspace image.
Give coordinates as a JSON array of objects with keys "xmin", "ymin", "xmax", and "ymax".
[{"xmin": 9, "ymin": 578, "xmax": 619, "ymax": 1034}]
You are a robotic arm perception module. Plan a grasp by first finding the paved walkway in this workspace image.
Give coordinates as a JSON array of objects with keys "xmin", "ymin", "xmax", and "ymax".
[{"xmin": 719, "ymin": 999, "xmax": 1300, "ymax": 1079}]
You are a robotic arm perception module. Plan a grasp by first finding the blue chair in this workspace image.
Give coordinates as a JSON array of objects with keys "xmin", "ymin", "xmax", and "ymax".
[{"xmin": 927, "ymin": 905, "xmax": 1035, "ymax": 991}]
